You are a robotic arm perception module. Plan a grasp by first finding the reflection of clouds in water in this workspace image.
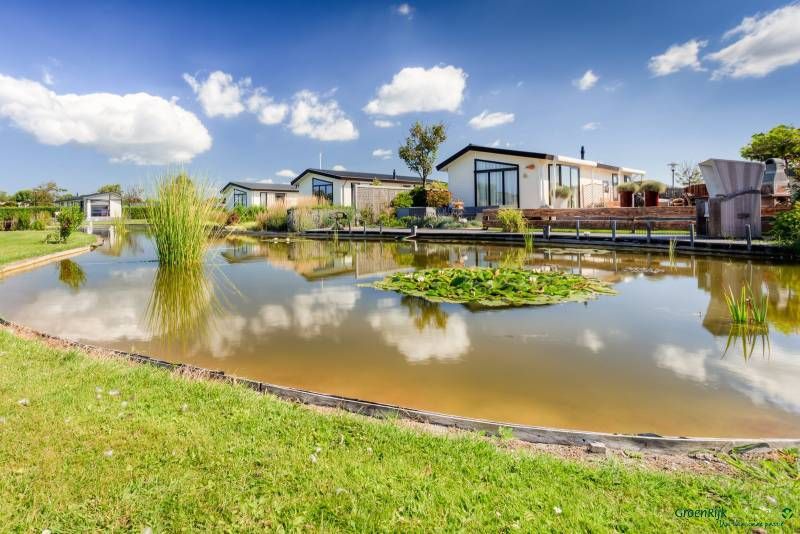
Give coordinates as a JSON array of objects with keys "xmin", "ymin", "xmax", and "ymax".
[
  {"xmin": 367, "ymin": 308, "xmax": 470, "ymax": 363},
  {"xmin": 654, "ymin": 345, "xmax": 710, "ymax": 383},
  {"xmin": 203, "ymin": 314, "xmax": 249, "ymax": 359},
  {"xmin": 292, "ymin": 286, "xmax": 359, "ymax": 338},
  {"xmin": 249, "ymin": 304, "xmax": 291, "ymax": 335},
  {"xmin": 577, "ymin": 329, "xmax": 604, "ymax": 353},
  {"xmin": 13, "ymin": 284, "xmax": 152, "ymax": 342},
  {"xmin": 654, "ymin": 340, "xmax": 800, "ymax": 415}
]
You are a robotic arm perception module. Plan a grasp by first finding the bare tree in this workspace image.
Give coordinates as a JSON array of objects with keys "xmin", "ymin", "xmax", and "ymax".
[{"xmin": 677, "ymin": 161, "xmax": 703, "ymax": 186}]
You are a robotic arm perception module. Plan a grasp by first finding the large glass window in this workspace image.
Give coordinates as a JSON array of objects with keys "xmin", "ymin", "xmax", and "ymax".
[
  {"xmin": 312, "ymin": 178, "xmax": 333, "ymax": 203},
  {"xmin": 90, "ymin": 201, "xmax": 110, "ymax": 217},
  {"xmin": 548, "ymin": 165, "xmax": 580, "ymax": 207},
  {"xmin": 233, "ymin": 189, "xmax": 247, "ymax": 207},
  {"xmin": 612, "ymin": 174, "xmax": 619, "ymax": 200},
  {"xmin": 474, "ymin": 159, "xmax": 519, "ymax": 207}
]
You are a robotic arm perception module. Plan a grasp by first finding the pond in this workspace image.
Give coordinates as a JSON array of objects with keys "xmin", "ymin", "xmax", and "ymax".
[{"xmin": 1, "ymin": 226, "xmax": 799, "ymax": 438}]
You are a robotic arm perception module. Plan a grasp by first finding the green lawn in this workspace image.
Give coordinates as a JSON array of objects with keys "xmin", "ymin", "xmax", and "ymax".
[
  {"xmin": 0, "ymin": 231, "xmax": 96, "ymax": 267},
  {"xmin": 0, "ymin": 330, "xmax": 796, "ymax": 531}
]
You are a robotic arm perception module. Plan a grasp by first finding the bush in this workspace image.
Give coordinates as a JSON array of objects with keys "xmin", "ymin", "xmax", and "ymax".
[
  {"xmin": 554, "ymin": 186, "xmax": 572, "ymax": 199},
  {"xmin": 617, "ymin": 182, "xmax": 639, "ymax": 193},
  {"xmin": 255, "ymin": 206, "xmax": 289, "ymax": 231},
  {"xmin": 390, "ymin": 191, "xmax": 413, "ymax": 208},
  {"xmin": 15, "ymin": 211, "xmax": 31, "ymax": 230},
  {"xmin": 640, "ymin": 180, "xmax": 667, "ymax": 193},
  {"xmin": 410, "ymin": 183, "xmax": 451, "ymax": 208},
  {"xmin": 226, "ymin": 211, "xmax": 241, "ymax": 225},
  {"xmin": 496, "ymin": 207, "xmax": 527, "ymax": 233},
  {"xmin": 0, "ymin": 207, "xmax": 58, "ymax": 231},
  {"xmin": 233, "ymin": 205, "xmax": 264, "ymax": 223},
  {"xmin": 771, "ymin": 202, "xmax": 800, "ymax": 251},
  {"xmin": 56, "ymin": 206, "xmax": 85, "ymax": 242},
  {"xmin": 30, "ymin": 211, "xmax": 51, "ymax": 231},
  {"xmin": 123, "ymin": 205, "xmax": 149, "ymax": 219}
]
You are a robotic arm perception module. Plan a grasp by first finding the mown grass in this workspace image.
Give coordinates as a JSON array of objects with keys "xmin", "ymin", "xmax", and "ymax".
[
  {"xmin": 0, "ymin": 231, "xmax": 96, "ymax": 267},
  {"xmin": 0, "ymin": 330, "xmax": 797, "ymax": 531}
]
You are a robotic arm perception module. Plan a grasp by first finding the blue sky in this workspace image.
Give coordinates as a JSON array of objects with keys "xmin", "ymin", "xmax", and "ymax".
[{"xmin": 1, "ymin": 0, "xmax": 799, "ymax": 194}]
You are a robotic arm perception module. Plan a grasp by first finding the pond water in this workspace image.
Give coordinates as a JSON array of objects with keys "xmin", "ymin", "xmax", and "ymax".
[{"xmin": 2, "ymin": 227, "xmax": 800, "ymax": 438}]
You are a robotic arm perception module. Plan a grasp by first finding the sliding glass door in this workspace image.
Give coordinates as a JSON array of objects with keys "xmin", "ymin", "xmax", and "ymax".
[{"xmin": 474, "ymin": 160, "xmax": 519, "ymax": 208}]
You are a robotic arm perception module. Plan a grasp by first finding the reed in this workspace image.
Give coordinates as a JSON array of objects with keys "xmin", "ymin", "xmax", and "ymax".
[
  {"xmin": 146, "ymin": 171, "xmax": 223, "ymax": 266},
  {"xmin": 724, "ymin": 286, "xmax": 750, "ymax": 324},
  {"xmin": 724, "ymin": 283, "xmax": 768, "ymax": 326}
]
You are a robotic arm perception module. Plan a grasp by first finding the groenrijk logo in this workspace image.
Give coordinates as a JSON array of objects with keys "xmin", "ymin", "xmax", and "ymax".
[{"xmin": 674, "ymin": 507, "xmax": 727, "ymax": 520}]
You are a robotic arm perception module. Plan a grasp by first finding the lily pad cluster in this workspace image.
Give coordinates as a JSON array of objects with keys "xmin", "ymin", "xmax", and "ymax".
[{"xmin": 369, "ymin": 267, "xmax": 616, "ymax": 307}]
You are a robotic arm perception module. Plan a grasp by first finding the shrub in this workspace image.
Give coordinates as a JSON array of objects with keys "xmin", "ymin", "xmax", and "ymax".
[
  {"xmin": 390, "ymin": 191, "xmax": 413, "ymax": 208},
  {"xmin": 31, "ymin": 211, "xmax": 51, "ymax": 231},
  {"xmin": 771, "ymin": 202, "xmax": 800, "ymax": 251},
  {"xmin": 617, "ymin": 182, "xmax": 639, "ymax": 193},
  {"xmin": 233, "ymin": 205, "xmax": 264, "ymax": 222},
  {"xmin": 15, "ymin": 211, "xmax": 31, "ymax": 230},
  {"xmin": 56, "ymin": 206, "xmax": 85, "ymax": 242},
  {"xmin": 640, "ymin": 180, "xmax": 667, "ymax": 193},
  {"xmin": 554, "ymin": 186, "xmax": 572, "ymax": 199},
  {"xmin": 123, "ymin": 205, "xmax": 149, "ymax": 220},
  {"xmin": 496, "ymin": 207, "xmax": 527, "ymax": 233},
  {"xmin": 226, "ymin": 211, "xmax": 241, "ymax": 225},
  {"xmin": 410, "ymin": 183, "xmax": 451, "ymax": 207},
  {"xmin": 255, "ymin": 206, "xmax": 289, "ymax": 231}
]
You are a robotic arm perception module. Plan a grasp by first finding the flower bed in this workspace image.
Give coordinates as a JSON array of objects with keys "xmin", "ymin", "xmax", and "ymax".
[{"xmin": 368, "ymin": 267, "xmax": 615, "ymax": 307}]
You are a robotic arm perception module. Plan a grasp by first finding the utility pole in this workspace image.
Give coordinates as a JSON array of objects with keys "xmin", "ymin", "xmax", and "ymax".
[{"xmin": 668, "ymin": 162, "xmax": 678, "ymax": 201}]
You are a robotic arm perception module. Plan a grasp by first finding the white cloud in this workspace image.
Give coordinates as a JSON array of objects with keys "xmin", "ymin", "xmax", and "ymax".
[
  {"xmin": 258, "ymin": 178, "xmax": 274, "ymax": 183},
  {"xmin": 0, "ymin": 73, "xmax": 211, "ymax": 165},
  {"xmin": 183, "ymin": 70, "xmax": 248, "ymax": 118},
  {"xmin": 292, "ymin": 286, "xmax": 359, "ymax": 338},
  {"xmin": 332, "ymin": 164, "xmax": 346, "ymax": 171},
  {"xmin": 289, "ymin": 90, "xmax": 358, "ymax": 141},
  {"xmin": 372, "ymin": 148, "xmax": 392, "ymax": 159},
  {"xmin": 648, "ymin": 39, "xmax": 708, "ymax": 76},
  {"xmin": 395, "ymin": 3, "xmax": 414, "ymax": 18},
  {"xmin": 572, "ymin": 69, "xmax": 599, "ymax": 91},
  {"xmin": 707, "ymin": 3, "xmax": 800, "ymax": 79},
  {"xmin": 364, "ymin": 65, "xmax": 467, "ymax": 116},
  {"xmin": 367, "ymin": 308, "xmax": 470, "ymax": 363},
  {"xmin": 490, "ymin": 139, "xmax": 501, "ymax": 147},
  {"xmin": 247, "ymin": 89, "xmax": 288, "ymax": 125},
  {"xmin": 41, "ymin": 68, "xmax": 54, "ymax": 86},
  {"xmin": 373, "ymin": 119, "xmax": 397, "ymax": 128},
  {"xmin": 654, "ymin": 345, "xmax": 711, "ymax": 383},
  {"xmin": 468, "ymin": 110, "xmax": 514, "ymax": 129},
  {"xmin": 276, "ymin": 169, "xmax": 296, "ymax": 178},
  {"xmin": 581, "ymin": 122, "xmax": 600, "ymax": 131},
  {"xmin": 577, "ymin": 329, "xmax": 604, "ymax": 353}
]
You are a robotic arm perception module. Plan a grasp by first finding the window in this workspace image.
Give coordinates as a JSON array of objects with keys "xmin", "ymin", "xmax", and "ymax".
[
  {"xmin": 275, "ymin": 193, "xmax": 286, "ymax": 204},
  {"xmin": 474, "ymin": 159, "xmax": 519, "ymax": 207},
  {"xmin": 548, "ymin": 164, "xmax": 580, "ymax": 207},
  {"xmin": 259, "ymin": 192, "xmax": 268, "ymax": 206},
  {"xmin": 90, "ymin": 201, "xmax": 110, "ymax": 217},
  {"xmin": 233, "ymin": 189, "xmax": 247, "ymax": 207},
  {"xmin": 612, "ymin": 174, "xmax": 619, "ymax": 200},
  {"xmin": 312, "ymin": 178, "xmax": 333, "ymax": 203}
]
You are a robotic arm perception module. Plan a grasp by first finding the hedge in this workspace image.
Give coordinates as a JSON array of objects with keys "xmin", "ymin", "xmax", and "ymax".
[
  {"xmin": 0, "ymin": 207, "xmax": 59, "ymax": 231},
  {"xmin": 123, "ymin": 205, "xmax": 149, "ymax": 220}
]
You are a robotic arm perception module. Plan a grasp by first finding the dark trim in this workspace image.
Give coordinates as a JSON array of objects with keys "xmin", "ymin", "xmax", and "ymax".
[
  {"xmin": 438, "ymin": 144, "xmax": 552, "ymax": 171},
  {"xmin": 290, "ymin": 169, "xmax": 422, "ymax": 186},
  {"xmin": 597, "ymin": 163, "xmax": 620, "ymax": 171},
  {"xmin": 220, "ymin": 181, "xmax": 298, "ymax": 193}
]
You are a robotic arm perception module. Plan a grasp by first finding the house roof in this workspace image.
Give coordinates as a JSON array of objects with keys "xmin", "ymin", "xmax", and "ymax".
[
  {"xmin": 290, "ymin": 168, "xmax": 422, "ymax": 185},
  {"xmin": 57, "ymin": 191, "xmax": 122, "ymax": 202},
  {"xmin": 436, "ymin": 144, "xmax": 642, "ymax": 174},
  {"xmin": 221, "ymin": 181, "xmax": 298, "ymax": 193}
]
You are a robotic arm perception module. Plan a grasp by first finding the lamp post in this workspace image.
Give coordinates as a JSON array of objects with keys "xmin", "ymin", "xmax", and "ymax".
[{"xmin": 668, "ymin": 162, "xmax": 678, "ymax": 201}]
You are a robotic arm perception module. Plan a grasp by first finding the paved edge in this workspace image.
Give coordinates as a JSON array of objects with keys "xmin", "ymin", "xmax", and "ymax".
[
  {"xmin": 1, "ymin": 317, "xmax": 797, "ymax": 455},
  {"xmin": 0, "ymin": 235, "xmax": 103, "ymax": 277}
]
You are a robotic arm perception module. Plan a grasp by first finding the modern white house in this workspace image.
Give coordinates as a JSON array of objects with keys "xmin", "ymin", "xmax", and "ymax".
[
  {"xmin": 220, "ymin": 181, "xmax": 299, "ymax": 210},
  {"xmin": 291, "ymin": 168, "xmax": 421, "ymax": 207},
  {"xmin": 56, "ymin": 191, "xmax": 122, "ymax": 221},
  {"xmin": 436, "ymin": 145, "xmax": 646, "ymax": 212}
]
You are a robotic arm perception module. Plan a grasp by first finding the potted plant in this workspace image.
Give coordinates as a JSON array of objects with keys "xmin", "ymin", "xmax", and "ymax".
[
  {"xmin": 617, "ymin": 182, "xmax": 639, "ymax": 207},
  {"xmin": 640, "ymin": 180, "xmax": 666, "ymax": 207},
  {"xmin": 554, "ymin": 185, "xmax": 572, "ymax": 208}
]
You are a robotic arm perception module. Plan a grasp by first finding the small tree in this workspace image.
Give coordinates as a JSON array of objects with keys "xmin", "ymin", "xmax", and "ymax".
[
  {"xmin": 741, "ymin": 124, "xmax": 800, "ymax": 173},
  {"xmin": 56, "ymin": 206, "xmax": 85, "ymax": 243},
  {"xmin": 13, "ymin": 189, "xmax": 33, "ymax": 205},
  {"xmin": 98, "ymin": 183, "xmax": 123, "ymax": 195},
  {"xmin": 32, "ymin": 181, "xmax": 65, "ymax": 205},
  {"xmin": 398, "ymin": 121, "xmax": 447, "ymax": 189},
  {"xmin": 676, "ymin": 161, "xmax": 703, "ymax": 186}
]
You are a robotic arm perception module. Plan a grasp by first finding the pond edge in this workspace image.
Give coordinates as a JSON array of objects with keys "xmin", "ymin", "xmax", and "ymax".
[{"xmin": 0, "ymin": 235, "xmax": 103, "ymax": 278}]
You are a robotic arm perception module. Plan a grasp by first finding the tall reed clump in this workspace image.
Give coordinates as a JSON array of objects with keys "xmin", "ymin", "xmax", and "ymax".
[
  {"xmin": 724, "ymin": 284, "xmax": 768, "ymax": 326},
  {"xmin": 147, "ymin": 171, "xmax": 223, "ymax": 266}
]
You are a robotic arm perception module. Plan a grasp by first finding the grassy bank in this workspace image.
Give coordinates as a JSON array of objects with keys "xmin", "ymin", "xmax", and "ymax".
[
  {"xmin": 0, "ymin": 330, "xmax": 796, "ymax": 531},
  {"xmin": 0, "ymin": 231, "xmax": 96, "ymax": 267}
]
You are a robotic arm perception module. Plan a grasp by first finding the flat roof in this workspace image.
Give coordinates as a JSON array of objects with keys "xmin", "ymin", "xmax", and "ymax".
[
  {"xmin": 221, "ymin": 181, "xmax": 298, "ymax": 193},
  {"xmin": 436, "ymin": 144, "xmax": 642, "ymax": 174},
  {"xmin": 291, "ymin": 168, "xmax": 422, "ymax": 185},
  {"xmin": 57, "ymin": 191, "xmax": 122, "ymax": 202}
]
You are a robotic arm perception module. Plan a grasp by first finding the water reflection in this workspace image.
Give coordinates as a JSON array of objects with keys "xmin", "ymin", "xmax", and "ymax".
[
  {"xmin": 146, "ymin": 265, "xmax": 216, "ymax": 343},
  {"xmin": 723, "ymin": 326, "xmax": 771, "ymax": 361},
  {"xmin": 56, "ymin": 259, "xmax": 86, "ymax": 290}
]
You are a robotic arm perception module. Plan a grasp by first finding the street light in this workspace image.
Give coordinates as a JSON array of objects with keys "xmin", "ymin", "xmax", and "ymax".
[{"xmin": 668, "ymin": 162, "xmax": 678, "ymax": 201}]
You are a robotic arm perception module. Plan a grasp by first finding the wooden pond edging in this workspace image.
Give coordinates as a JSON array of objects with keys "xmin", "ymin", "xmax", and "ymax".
[
  {"xmin": 0, "ymin": 236, "xmax": 104, "ymax": 278},
  {"xmin": 2, "ymin": 316, "xmax": 799, "ymax": 455}
]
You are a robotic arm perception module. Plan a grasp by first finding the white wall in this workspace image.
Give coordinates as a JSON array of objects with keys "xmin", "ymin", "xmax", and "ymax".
[
  {"xmin": 294, "ymin": 173, "xmax": 414, "ymax": 207},
  {"xmin": 222, "ymin": 187, "xmax": 299, "ymax": 209}
]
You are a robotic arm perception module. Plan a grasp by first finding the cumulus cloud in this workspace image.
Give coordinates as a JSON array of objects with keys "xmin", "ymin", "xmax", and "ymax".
[
  {"xmin": 373, "ymin": 119, "xmax": 397, "ymax": 128},
  {"xmin": 372, "ymin": 148, "xmax": 392, "ymax": 159},
  {"xmin": 364, "ymin": 65, "xmax": 467, "ymax": 116},
  {"xmin": 648, "ymin": 39, "xmax": 708, "ymax": 76},
  {"xmin": 468, "ymin": 110, "xmax": 514, "ymax": 129},
  {"xmin": 394, "ymin": 3, "xmax": 414, "ymax": 18},
  {"xmin": 0, "ymin": 73, "xmax": 211, "ymax": 165},
  {"xmin": 183, "ymin": 70, "xmax": 248, "ymax": 118},
  {"xmin": 572, "ymin": 69, "xmax": 598, "ymax": 91},
  {"xmin": 289, "ymin": 90, "xmax": 358, "ymax": 141},
  {"xmin": 367, "ymin": 308, "xmax": 470, "ymax": 363},
  {"xmin": 707, "ymin": 3, "xmax": 800, "ymax": 79},
  {"xmin": 275, "ymin": 169, "xmax": 296, "ymax": 178},
  {"xmin": 581, "ymin": 122, "xmax": 600, "ymax": 131},
  {"xmin": 247, "ymin": 88, "xmax": 289, "ymax": 125}
]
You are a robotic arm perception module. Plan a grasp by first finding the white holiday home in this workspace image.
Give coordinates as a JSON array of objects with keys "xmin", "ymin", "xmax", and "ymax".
[
  {"xmin": 220, "ymin": 181, "xmax": 299, "ymax": 210},
  {"xmin": 291, "ymin": 168, "xmax": 421, "ymax": 207},
  {"xmin": 436, "ymin": 145, "xmax": 646, "ymax": 213},
  {"xmin": 57, "ymin": 191, "xmax": 122, "ymax": 221}
]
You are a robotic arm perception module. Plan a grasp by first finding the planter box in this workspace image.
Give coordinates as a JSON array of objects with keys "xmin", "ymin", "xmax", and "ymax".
[
  {"xmin": 395, "ymin": 207, "xmax": 437, "ymax": 218},
  {"xmin": 619, "ymin": 191, "xmax": 634, "ymax": 207},
  {"xmin": 644, "ymin": 191, "xmax": 659, "ymax": 207}
]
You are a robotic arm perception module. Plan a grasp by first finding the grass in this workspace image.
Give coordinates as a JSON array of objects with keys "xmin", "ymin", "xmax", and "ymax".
[
  {"xmin": 724, "ymin": 284, "xmax": 768, "ymax": 326},
  {"xmin": 146, "ymin": 171, "xmax": 223, "ymax": 266},
  {"xmin": 368, "ymin": 267, "xmax": 616, "ymax": 307},
  {"xmin": 0, "ymin": 329, "xmax": 797, "ymax": 531},
  {"xmin": 0, "ymin": 231, "xmax": 96, "ymax": 267}
]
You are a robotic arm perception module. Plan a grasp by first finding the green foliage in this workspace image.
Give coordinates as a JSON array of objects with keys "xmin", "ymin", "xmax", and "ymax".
[
  {"xmin": 30, "ymin": 211, "xmax": 51, "ymax": 231},
  {"xmin": 771, "ymin": 202, "xmax": 800, "ymax": 251},
  {"xmin": 12, "ymin": 190, "xmax": 33, "ymax": 204},
  {"xmin": 147, "ymin": 172, "xmax": 223, "ymax": 266},
  {"xmin": 369, "ymin": 267, "xmax": 616, "ymax": 307},
  {"xmin": 724, "ymin": 284, "xmax": 768, "ymax": 326},
  {"xmin": 409, "ymin": 183, "xmax": 451, "ymax": 207},
  {"xmin": 123, "ymin": 204, "xmax": 149, "ymax": 220},
  {"xmin": 640, "ymin": 180, "xmax": 667, "ymax": 193},
  {"xmin": 398, "ymin": 121, "xmax": 447, "ymax": 188},
  {"xmin": 740, "ymin": 124, "xmax": 800, "ymax": 173},
  {"xmin": 255, "ymin": 206, "xmax": 289, "ymax": 231},
  {"xmin": 31, "ymin": 181, "xmax": 66, "ymax": 205},
  {"xmin": 617, "ymin": 182, "xmax": 639, "ymax": 193},
  {"xmin": 554, "ymin": 185, "xmax": 572, "ymax": 199},
  {"xmin": 233, "ymin": 205, "xmax": 265, "ymax": 222},
  {"xmin": 97, "ymin": 183, "xmax": 123, "ymax": 194},
  {"xmin": 0, "ymin": 231, "xmax": 96, "ymax": 266},
  {"xmin": 390, "ymin": 191, "xmax": 413, "ymax": 208},
  {"xmin": 56, "ymin": 206, "xmax": 85, "ymax": 243},
  {"xmin": 496, "ymin": 207, "xmax": 526, "ymax": 233}
]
